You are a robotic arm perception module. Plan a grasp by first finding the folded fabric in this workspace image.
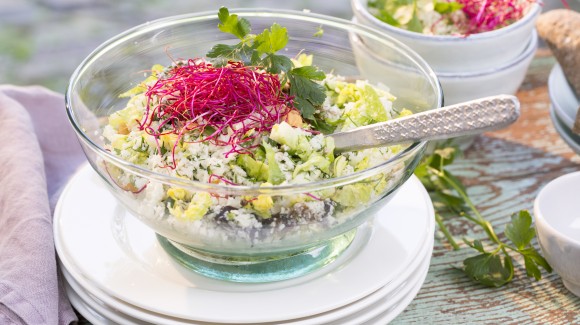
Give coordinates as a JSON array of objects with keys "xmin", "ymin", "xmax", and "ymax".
[{"xmin": 0, "ymin": 85, "xmax": 84, "ymax": 325}]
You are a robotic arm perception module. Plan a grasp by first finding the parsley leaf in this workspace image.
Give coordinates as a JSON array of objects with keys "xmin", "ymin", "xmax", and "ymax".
[
  {"xmin": 287, "ymin": 67, "xmax": 326, "ymax": 119},
  {"xmin": 520, "ymin": 247, "xmax": 552, "ymax": 279},
  {"xmin": 255, "ymin": 23, "xmax": 288, "ymax": 54},
  {"xmin": 206, "ymin": 43, "xmax": 256, "ymax": 66},
  {"xmin": 463, "ymin": 252, "xmax": 514, "ymax": 287},
  {"xmin": 464, "ymin": 238, "xmax": 485, "ymax": 253},
  {"xmin": 505, "ymin": 210, "xmax": 536, "ymax": 250},
  {"xmin": 308, "ymin": 119, "xmax": 336, "ymax": 134},
  {"xmin": 217, "ymin": 7, "xmax": 251, "ymax": 40},
  {"xmin": 260, "ymin": 53, "xmax": 293, "ymax": 74},
  {"xmin": 289, "ymin": 66, "xmax": 326, "ymax": 81},
  {"xmin": 206, "ymin": 43, "xmax": 238, "ymax": 59}
]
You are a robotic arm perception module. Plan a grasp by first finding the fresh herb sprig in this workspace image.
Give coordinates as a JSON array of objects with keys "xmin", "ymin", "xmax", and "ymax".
[
  {"xmin": 415, "ymin": 147, "xmax": 552, "ymax": 287},
  {"xmin": 207, "ymin": 7, "xmax": 326, "ymax": 120},
  {"xmin": 368, "ymin": 0, "xmax": 463, "ymax": 33}
]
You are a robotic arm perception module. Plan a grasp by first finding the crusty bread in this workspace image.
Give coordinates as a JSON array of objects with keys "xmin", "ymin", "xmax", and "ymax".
[{"xmin": 536, "ymin": 9, "xmax": 580, "ymax": 134}]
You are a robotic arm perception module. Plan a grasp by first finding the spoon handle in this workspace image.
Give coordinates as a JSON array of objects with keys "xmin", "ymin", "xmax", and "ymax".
[{"xmin": 330, "ymin": 94, "xmax": 520, "ymax": 153}]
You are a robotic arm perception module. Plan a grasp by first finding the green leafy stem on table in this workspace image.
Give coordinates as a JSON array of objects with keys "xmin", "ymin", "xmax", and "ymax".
[{"xmin": 415, "ymin": 147, "xmax": 552, "ymax": 287}]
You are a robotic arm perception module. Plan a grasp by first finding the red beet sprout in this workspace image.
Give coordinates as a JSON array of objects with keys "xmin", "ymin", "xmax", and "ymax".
[
  {"xmin": 305, "ymin": 193, "xmax": 322, "ymax": 201},
  {"xmin": 456, "ymin": 0, "xmax": 536, "ymax": 33},
  {"xmin": 140, "ymin": 60, "xmax": 293, "ymax": 160}
]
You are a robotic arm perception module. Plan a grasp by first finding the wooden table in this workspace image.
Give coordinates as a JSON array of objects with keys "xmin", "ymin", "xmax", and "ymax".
[{"xmin": 391, "ymin": 49, "xmax": 580, "ymax": 324}]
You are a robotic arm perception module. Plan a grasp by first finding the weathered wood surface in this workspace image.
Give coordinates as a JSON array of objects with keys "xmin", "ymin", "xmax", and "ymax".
[{"xmin": 392, "ymin": 49, "xmax": 580, "ymax": 324}]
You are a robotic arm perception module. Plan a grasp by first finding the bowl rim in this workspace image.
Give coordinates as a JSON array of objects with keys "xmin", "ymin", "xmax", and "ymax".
[
  {"xmin": 534, "ymin": 171, "xmax": 580, "ymax": 246},
  {"xmin": 548, "ymin": 63, "xmax": 579, "ymax": 130},
  {"xmin": 351, "ymin": 0, "xmax": 542, "ymax": 42},
  {"xmin": 65, "ymin": 8, "xmax": 443, "ymax": 195},
  {"xmin": 549, "ymin": 105, "xmax": 580, "ymax": 154},
  {"xmin": 436, "ymin": 29, "xmax": 538, "ymax": 78}
]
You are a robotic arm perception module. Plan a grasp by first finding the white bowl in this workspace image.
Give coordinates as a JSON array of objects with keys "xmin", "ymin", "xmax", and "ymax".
[
  {"xmin": 351, "ymin": 0, "xmax": 541, "ymax": 73},
  {"xmin": 437, "ymin": 29, "xmax": 537, "ymax": 104},
  {"xmin": 549, "ymin": 63, "xmax": 580, "ymax": 130},
  {"xmin": 534, "ymin": 171, "xmax": 580, "ymax": 297}
]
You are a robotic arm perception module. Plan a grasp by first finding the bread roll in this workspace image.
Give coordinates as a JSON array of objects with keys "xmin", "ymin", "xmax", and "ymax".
[{"xmin": 536, "ymin": 9, "xmax": 580, "ymax": 134}]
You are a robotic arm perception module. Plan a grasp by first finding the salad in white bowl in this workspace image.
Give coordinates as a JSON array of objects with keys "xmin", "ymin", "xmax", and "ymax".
[
  {"xmin": 352, "ymin": 0, "xmax": 541, "ymax": 74},
  {"xmin": 367, "ymin": 0, "xmax": 537, "ymax": 36}
]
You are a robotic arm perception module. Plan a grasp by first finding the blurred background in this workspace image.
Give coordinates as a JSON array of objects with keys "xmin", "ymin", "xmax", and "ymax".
[
  {"xmin": 0, "ymin": 0, "xmax": 352, "ymax": 92},
  {"xmin": 0, "ymin": 0, "xmax": 573, "ymax": 93}
]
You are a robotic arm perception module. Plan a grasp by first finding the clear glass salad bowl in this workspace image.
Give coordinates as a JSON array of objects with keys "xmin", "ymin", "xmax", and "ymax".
[{"xmin": 66, "ymin": 9, "xmax": 442, "ymax": 283}]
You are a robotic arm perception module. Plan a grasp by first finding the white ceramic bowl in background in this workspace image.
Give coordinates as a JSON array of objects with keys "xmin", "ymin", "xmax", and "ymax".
[
  {"xmin": 437, "ymin": 29, "xmax": 538, "ymax": 104},
  {"xmin": 534, "ymin": 171, "xmax": 580, "ymax": 297},
  {"xmin": 549, "ymin": 63, "xmax": 580, "ymax": 130},
  {"xmin": 351, "ymin": 0, "xmax": 542, "ymax": 73},
  {"xmin": 350, "ymin": 26, "xmax": 537, "ymax": 106}
]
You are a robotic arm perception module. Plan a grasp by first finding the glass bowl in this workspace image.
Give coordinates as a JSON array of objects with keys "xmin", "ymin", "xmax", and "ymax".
[{"xmin": 66, "ymin": 9, "xmax": 442, "ymax": 283}]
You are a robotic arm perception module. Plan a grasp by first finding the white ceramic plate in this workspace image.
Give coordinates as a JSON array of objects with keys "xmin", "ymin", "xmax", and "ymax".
[
  {"xmin": 549, "ymin": 63, "xmax": 580, "ymax": 130},
  {"xmin": 321, "ymin": 254, "xmax": 430, "ymax": 325},
  {"xmin": 550, "ymin": 105, "xmax": 580, "ymax": 155},
  {"xmin": 54, "ymin": 164, "xmax": 435, "ymax": 323},
  {"xmin": 66, "ymin": 282, "xmax": 120, "ymax": 325},
  {"xmin": 63, "ymin": 246, "xmax": 431, "ymax": 325},
  {"xmin": 59, "ymin": 209, "xmax": 433, "ymax": 325},
  {"xmin": 61, "ymin": 234, "xmax": 432, "ymax": 325},
  {"xmin": 363, "ymin": 267, "xmax": 427, "ymax": 325}
]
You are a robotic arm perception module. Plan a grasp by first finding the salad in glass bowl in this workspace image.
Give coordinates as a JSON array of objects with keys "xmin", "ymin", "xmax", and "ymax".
[{"xmin": 66, "ymin": 8, "xmax": 442, "ymax": 282}]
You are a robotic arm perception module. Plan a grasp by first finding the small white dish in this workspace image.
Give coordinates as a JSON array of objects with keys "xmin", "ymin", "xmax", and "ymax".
[
  {"xmin": 549, "ymin": 106, "xmax": 580, "ymax": 155},
  {"xmin": 351, "ymin": 0, "xmax": 541, "ymax": 73},
  {"xmin": 549, "ymin": 63, "xmax": 580, "ymax": 130},
  {"xmin": 436, "ymin": 29, "xmax": 537, "ymax": 105},
  {"xmin": 54, "ymin": 164, "xmax": 435, "ymax": 323},
  {"xmin": 534, "ymin": 171, "xmax": 580, "ymax": 297}
]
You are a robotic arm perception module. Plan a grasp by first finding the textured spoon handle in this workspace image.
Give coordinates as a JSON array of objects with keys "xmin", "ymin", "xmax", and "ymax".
[{"xmin": 331, "ymin": 95, "xmax": 520, "ymax": 153}]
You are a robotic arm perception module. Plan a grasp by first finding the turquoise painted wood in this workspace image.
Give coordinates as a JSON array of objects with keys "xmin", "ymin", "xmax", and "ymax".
[{"xmin": 391, "ymin": 51, "xmax": 580, "ymax": 324}]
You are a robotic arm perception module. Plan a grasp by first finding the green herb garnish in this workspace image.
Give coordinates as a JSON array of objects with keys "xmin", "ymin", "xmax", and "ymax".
[
  {"xmin": 368, "ymin": 0, "xmax": 464, "ymax": 33},
  {"xmin": 313, "ymin": 25, "xmax": 324, "ymax": 37},
  {"xmin": 207, "ymin": 7, "xmax": 327, "ymax": 121},
  {"xmin": 415, "ymin": 147, "xmax": 552, "ymax": 287}
]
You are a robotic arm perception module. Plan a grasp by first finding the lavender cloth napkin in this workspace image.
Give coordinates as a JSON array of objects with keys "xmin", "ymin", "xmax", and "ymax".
[{"xmin": 0, "ymin": 85, "xmax": 85, "ymax": 325}]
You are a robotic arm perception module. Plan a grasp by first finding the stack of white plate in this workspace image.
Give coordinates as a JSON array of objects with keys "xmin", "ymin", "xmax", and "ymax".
[
  {"xmin": 54, "ymin": 165, "xmax": 435, "ymax": 325},
  {"xmin": 549, "ymin": 63, "xmax": 580, "ymax": 155}
]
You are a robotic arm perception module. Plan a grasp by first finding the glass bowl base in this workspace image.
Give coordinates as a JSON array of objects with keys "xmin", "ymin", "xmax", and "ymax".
[{"xmin": 157, "ymin": 229, "xmax": 358, "ymax": 283}]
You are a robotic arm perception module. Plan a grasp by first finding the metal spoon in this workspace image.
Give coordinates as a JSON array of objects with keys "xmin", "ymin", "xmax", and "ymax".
[{"xmin": 330, "ymin": 94, "xmax": 520, "ymax": 153}]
